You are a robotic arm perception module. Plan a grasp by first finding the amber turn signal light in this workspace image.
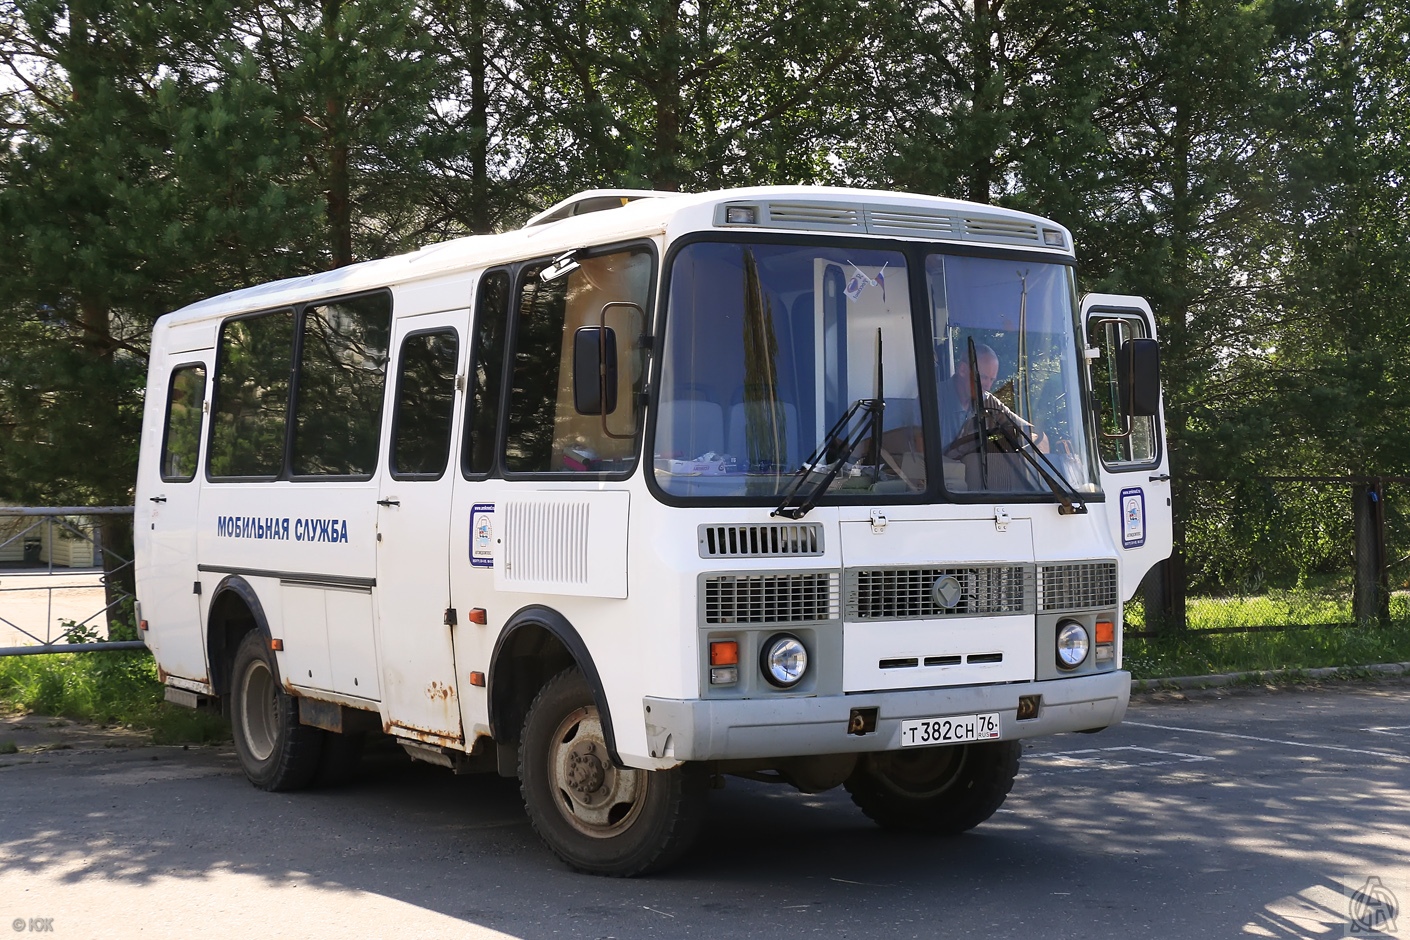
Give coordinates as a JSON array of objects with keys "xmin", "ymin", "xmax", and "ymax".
[
  {"xmin": 1095, "ymin": 621, "xmax": 1115, "ymax": 644},
  {"xmin": 710, "ymin": 640, "xmax": 739, "ymax": 666}
]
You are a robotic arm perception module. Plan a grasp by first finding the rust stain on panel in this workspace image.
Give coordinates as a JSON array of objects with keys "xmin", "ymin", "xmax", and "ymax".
[
  {"xmin": 426, "ymin": 680, "xmax": 457, "ymax": 702},
  {"xmin": 385, "ymin": 718, "xmax": 464, "ymax": 746}
]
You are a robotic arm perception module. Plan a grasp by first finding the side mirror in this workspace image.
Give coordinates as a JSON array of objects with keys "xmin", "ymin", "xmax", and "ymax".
[
  {"xmin": 573, "ymin": 326, "xmax": 618, "ymax": 415},
  {"xmin": 1118, "ymin": 337, "xmax": 1160, "ymax": 417}
]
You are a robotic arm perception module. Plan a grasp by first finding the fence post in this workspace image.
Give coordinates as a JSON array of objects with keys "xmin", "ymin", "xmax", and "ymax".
[
  {"xmin": 1142, "ymin": 556, "xmax": 1187, "ymax": 633},
  {"xmin": 1352, "ymin": 480, "xmax": 1389, "ymax": 624}
]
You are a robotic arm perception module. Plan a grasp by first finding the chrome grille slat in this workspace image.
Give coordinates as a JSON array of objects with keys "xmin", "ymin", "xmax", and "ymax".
[
  {"xmin": 703, "ymin": 571, "xmax": 840, "ymax": 624},
  {"xmin": 698, "ymin": 523, "xmax": 824, "ymax": 558},
  {"xmin": 846, "ymin": 565, "xmax": 1034, "ymax": 621},
  {"xmin": 1040, "ymin": 562, "xmax": 1118, "ymax": 611}
]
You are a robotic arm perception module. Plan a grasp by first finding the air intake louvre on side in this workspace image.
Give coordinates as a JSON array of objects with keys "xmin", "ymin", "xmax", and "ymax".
[
  {"xmin": 847, "ymin": 566, "xmax": 1034, "ymax": 621},
  {"xmin": 703, "ymin": 571, "xmax": 840, "ymax": 624},
  {"xmin": 698, "ymin": 523, "xmax": 824, "ymax": 558},
  {"xmin": 1040, "ymin": 562, "xmax": 1118, "ymax": 611},
  {"xmin": 502, "ymin": 500, "xmax": 590, "ymax": 586}
]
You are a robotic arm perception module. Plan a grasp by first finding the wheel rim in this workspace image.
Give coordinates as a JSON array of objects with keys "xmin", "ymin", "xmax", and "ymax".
[
  {"xmin": 238, "ymin": 657, "xmax": 279, "ymax": 763},
  {"xmin": 547, "ymin": 705, "xmax": 647, "ymax": 838},
  {"xmin": 867, "ymin": 745, "xmax": 970, "ymax": 799}
]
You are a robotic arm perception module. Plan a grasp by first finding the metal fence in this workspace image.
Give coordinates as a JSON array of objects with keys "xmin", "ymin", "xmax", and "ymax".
[
  {"xmin": 0, "ymin": 507, "xmax": 145, "ymax": 655},
  {"xmin": 1128, "ymin": 476, "xmax": 1409, "ymax": 635}
]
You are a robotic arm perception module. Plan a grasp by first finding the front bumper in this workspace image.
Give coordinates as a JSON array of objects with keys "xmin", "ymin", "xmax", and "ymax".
[{"xmin": 642, "ymin": 670, "xmax": 1130, "ymax": 761}]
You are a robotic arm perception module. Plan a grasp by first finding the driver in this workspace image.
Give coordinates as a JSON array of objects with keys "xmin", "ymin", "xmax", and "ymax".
[{"xmin": 940, "ymin": 343, "xmax": 1049, "ymax": 457}]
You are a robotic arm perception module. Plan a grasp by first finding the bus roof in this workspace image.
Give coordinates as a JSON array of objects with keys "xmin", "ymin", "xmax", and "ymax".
[{"xmin": 157, "ymin": 186, "xmax": 1076, "ymax": 328}]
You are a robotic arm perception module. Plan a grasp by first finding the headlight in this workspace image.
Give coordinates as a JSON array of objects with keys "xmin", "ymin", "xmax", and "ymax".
[
  {"xmin": 1056, "ymin": 620, "xmax": 1090, "ymax": 669},
  {"xmin": 760, "ymin": 633, "xmax": 808, "ymax": 688}
]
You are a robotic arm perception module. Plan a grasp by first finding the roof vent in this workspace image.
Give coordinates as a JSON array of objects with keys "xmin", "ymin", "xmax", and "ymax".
[{"xmin": 524, "ymin": 189, "xmax": 662, "ymax": 227}]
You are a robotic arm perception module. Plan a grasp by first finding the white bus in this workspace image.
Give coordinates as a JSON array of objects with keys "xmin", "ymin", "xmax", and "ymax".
[{"xmin": 135, "ymin": 186, "xmax": 1172, "ymax": 875}]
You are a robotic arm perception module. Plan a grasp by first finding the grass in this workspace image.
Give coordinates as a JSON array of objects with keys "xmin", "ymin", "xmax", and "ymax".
[
  {"xmin": 0, "ymin": 645, "xmax": 229, "ymax": 745},
  {"xmin": 1124, "ymin": 619, "xmax": 1410, "ymax": 680}
]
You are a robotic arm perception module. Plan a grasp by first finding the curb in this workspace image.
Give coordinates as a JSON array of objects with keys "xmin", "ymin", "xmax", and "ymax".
[{"xmin": 1131, "ymin": 661, "xmax": 1410, "ymax": 692}]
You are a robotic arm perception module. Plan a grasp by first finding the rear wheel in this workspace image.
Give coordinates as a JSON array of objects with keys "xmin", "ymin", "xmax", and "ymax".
[
  {"xmin": 230, "ymin": 631, "xmax": 325, "ymax": 791},
  {"xmin": 519, "ymin": 667, "xmax": 707, "ymax": 876},
  {"xmin": 844, "ymin": 740, "xmax": 1020, "ymax": 834}
]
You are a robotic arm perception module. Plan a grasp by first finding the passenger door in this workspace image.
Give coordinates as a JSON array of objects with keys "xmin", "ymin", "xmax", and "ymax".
[
  {"xmin": 137, "ymin": 355, "xmax": 213, "ymax": 679},
  {"xmin": 375, "ymin": 315, "xmax": 466, "ymax": 744},
  {"xmin": 1082, "ymin": 294, "xmax": 1174, "ymax": 600}
]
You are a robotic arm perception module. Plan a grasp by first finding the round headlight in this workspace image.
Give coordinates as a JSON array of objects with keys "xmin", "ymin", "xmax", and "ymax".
[
  {"xmin": 761, "ymin": 633, "xmax": 808, "ymax": 688},
  {"xmin": 1056, "ymin": 620, "xmax": 1090, "ymax": 669}
]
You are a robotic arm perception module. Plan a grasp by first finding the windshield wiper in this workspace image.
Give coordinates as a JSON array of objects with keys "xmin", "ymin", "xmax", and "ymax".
[
  {"xmin": 988, "ymin": 419, "xmax": 1089, "ymax": 515},
  {"xmin": 772, "ymin": 397, "xmax": 884, "ymax": 520}
]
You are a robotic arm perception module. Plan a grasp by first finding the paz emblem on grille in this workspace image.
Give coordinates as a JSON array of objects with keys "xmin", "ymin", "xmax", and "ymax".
[{"xmin": 931, "ymin": 574, "xmax": 964, "ymax": 609}]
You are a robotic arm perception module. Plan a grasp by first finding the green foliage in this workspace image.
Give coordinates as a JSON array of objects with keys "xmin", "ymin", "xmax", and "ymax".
[
  {"xmin": 0, "ymin": 650, "xmax": 229, "ymax": 745},
  {"xmin": 1125, "ymin": 620, "xmax": 1410, "ymax": 681}
]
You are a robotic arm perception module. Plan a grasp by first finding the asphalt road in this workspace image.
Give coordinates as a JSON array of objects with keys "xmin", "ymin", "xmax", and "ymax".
[{"xmin": 2, "ymin": 680, "xmax": 1407, "ymax": 940}]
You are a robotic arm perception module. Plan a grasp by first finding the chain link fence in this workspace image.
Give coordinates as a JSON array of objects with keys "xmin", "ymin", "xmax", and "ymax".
[{"xmin": 1127, "ymin": 477, "xmax": 1410, "ymax": 635}]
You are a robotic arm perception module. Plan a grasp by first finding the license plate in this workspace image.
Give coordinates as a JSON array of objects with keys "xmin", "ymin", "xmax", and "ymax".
[{"xmin": 900, "ymin": 712, "xmax": 1001, "ymax": 747}]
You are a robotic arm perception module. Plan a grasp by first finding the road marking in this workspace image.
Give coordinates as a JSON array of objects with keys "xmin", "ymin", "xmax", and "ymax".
[
  {"xmin": 1025, "ymin": 745, "xmax": 1213, "ymax": 773},
  {"xmin": 1363, "ymin": 725, "xmax": 1410, "ymax": 737},
  {"xmin": 1124, "ymin": 721, "xmax": 1410, "ymax": 764}
]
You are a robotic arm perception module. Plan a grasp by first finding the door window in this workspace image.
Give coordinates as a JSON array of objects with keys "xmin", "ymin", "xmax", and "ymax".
[
  {"xmin": 390, "ymin": 330, "xmax": 460, "ymax": 479},
  {"xmin": 1088, "ymin": 314, "xmax": 1158, "ymax": 468},
  {"xmin": 160, "ymin": 365, "xmax": 206, "ymax": 482},
  {"xmin": 503, "ymin": 248, "xmax": 652, "ymax": 474}
]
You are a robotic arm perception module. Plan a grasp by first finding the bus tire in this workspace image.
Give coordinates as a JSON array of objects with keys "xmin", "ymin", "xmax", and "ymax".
[
  {"xmin": 230, "ymin": 631, "xmax": 325, "ymax": 792},
  {"xmin": 844, "ymin": 740, "xmax": 1020, "ymax": 834},
  {"xmin": 519, "ymin": 667, "xmax": 707, "ymax": 876}
]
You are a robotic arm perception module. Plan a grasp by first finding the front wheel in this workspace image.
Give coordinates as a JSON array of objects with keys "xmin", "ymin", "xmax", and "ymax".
[
  {"xmin": 844, "ymin": 740, "xmax": 1020, "ymax": 834},
  {"xmin": 230, "ymin": 631, "xmax": 325, "ymax": 791},
  {"xmin": 519, "ymin": 668, "xmax": 707, "ymax": 876}
]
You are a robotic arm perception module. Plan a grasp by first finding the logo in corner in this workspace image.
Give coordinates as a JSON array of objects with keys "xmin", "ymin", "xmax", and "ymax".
[{"xmin": 1349, "ymin": 876, "xmax": 1398, "ymax": 935}]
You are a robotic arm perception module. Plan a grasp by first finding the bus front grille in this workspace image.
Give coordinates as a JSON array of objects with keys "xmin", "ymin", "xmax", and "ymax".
[
  {"xmin": 1039, "ymin": 562, "xmax": 1119, "ymax": 611},
  {"xmin": 702, "ymin": 571, "xmax": 840, "ymax": 624},
  {"xmin": 846, "ymin": 566, "xmax": 1034, "ymax": 620}
]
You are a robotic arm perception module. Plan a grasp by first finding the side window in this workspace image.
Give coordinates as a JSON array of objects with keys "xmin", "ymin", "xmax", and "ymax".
[
  {"xmin": 1089, "ymin": 315, "xmax": 1157, "ymax": 467},
  {"xmin": 160, "ymin": 365, "xmax": 206, "ymax": 482},
  {"xmin": 391, "ymin": 330, "xmax": 460, "ymax": 479},
  {"xmin": 463, "ymin": 269, "xmax": 510, "ymax": 476},
  {"xmin": 210, "ymin": 310, "xmax": 296, "ymax": 478},
  {"xmin": 503, "ymin": 248, "xmax": 652, "ymax": 474},
  {"xmin": 292, "ymin": 293, "xmax": 393, "ymax": 477}
]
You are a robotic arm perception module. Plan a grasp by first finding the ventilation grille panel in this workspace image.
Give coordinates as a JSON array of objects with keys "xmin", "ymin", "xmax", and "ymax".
[
  {"xmin": 699, "ymin": 523, "xmax": 824, "ymax": 558},
  {"xmin": 1040, "ymin": 562, "xmax": 1118, "ymax": 611},
  {"xmin": 847, "ymin": 566, "xmax": 1034, "ymax": 621},
  {"xmin": 502, "ymin": 500, "xmax": 590, "ymax": 586},
  {"xmin": 864, "ymin": 206, "xmax": 960, "ymax": 237},
  {"xmin": 703, "ymin": 572, "xmax": 840, "ymax": 624},
  {"xmin": 962, "ymin": 215, "xmax": 1041, "ymax": 245},
  {"xmin": 764, "ymin": 201, "xmax": 864, "ymax": 231}
]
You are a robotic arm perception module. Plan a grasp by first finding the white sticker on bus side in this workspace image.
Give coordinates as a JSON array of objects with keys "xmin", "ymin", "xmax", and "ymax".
[{"xmin": 471, "ymin": 504, "xmax": 494, "ymax": 568}]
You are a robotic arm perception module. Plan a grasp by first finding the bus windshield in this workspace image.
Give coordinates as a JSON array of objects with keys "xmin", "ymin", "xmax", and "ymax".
[{"xmin": 653, "ymin": 239, "xmax": 1098, "ymax": 501}]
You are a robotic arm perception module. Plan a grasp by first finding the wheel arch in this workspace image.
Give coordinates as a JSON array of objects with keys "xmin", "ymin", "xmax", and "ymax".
[
  {"xmin": 206, "ymin": 575, "xmax": 273, "ymax": 705},
  {"xmin": 488, "ymin": 605, "xmax": 620, "ymax": 765}
]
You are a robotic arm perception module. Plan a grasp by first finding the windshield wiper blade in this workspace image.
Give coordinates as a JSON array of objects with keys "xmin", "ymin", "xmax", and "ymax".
[
  {"xmin": 989, "ymin": 420, "xmax": 1089, "ymax": 515},
  {"xmin": 772, "ymin": 398, "xmax": 884, "ymax": 520}
]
